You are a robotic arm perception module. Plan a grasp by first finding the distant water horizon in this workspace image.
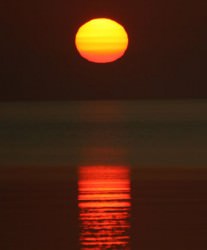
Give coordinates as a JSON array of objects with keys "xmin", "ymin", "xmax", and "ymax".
[{"xmin": 0, "ymin": 99, "xmax": 207, "ymax": 167}]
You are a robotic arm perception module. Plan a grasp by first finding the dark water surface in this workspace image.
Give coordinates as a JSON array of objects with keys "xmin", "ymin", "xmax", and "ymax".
[{"xmin": 1, "ymin": 100, "xmax": 207, "ymax": 249}]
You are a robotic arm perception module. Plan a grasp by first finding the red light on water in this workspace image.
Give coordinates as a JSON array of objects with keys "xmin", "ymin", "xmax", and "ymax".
[{"xmin": 78, "ymin": 166, "xmax": 131, "ymax": 249}]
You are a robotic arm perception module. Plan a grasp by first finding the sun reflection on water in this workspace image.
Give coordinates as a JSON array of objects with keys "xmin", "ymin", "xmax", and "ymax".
[{"xmin": 78, "ymin": 165, "xmax": 131, "ymax": 249}]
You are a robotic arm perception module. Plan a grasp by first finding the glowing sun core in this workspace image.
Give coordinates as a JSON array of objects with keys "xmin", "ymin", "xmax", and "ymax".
[{"xmin": 75, "ymin": 18, "xmax": 129, "ymax": 63}]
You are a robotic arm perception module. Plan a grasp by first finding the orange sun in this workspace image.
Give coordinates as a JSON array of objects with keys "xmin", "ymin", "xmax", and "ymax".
[{"xmin": 75, "ymin": 18, "xmax": 129, "ymax": 63}]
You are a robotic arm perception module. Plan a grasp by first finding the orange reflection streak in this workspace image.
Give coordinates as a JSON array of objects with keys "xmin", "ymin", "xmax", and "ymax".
[{"xmin": 78, "ymin": 166, "xmax": 131, "ymax": 249}]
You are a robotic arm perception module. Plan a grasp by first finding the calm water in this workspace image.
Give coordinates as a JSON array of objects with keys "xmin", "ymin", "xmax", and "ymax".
[{"xmin": 0, "ymin": 100, "xmax": 207, "ymax": 249}]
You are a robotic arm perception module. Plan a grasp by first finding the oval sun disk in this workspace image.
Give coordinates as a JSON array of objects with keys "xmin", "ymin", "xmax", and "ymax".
[{"xmin": 75, "ymin": 18, "xmax": 129, "ymax": 63}]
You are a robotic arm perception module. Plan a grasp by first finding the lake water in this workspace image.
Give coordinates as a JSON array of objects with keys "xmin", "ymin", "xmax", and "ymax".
[{"xmin": 0, "ymin": 100, "xmax": 207, "ymax": 249}]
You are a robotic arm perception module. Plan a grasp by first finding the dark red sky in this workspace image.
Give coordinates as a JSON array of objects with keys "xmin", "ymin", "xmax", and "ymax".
[{"xmin": 1, "ymin": 0, "xmax": 206, "ymax": 101}]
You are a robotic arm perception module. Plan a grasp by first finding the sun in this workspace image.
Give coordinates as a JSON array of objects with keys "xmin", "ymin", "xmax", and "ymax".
[{"xmin": 75, "ymin": 18, "xmax": 129, "ymax": 63}]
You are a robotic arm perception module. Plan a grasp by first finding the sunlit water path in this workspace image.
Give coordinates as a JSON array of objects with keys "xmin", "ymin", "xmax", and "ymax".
[{"xmin": 78, "ymin": 166, "xmax": 131, "ymax": 249}]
